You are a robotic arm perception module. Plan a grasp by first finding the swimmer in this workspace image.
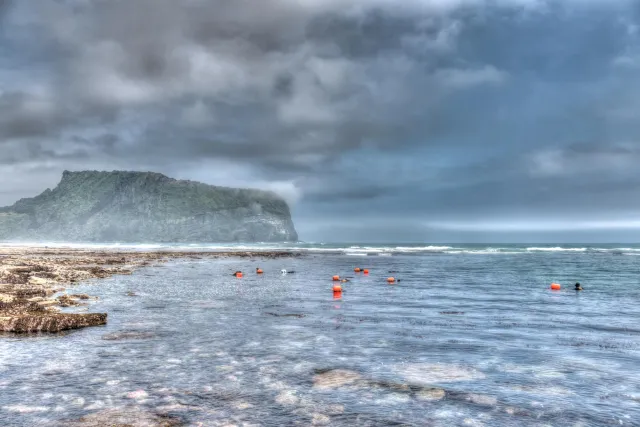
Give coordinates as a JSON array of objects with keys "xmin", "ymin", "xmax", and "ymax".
[
  {"xmin": 575, "ymin": 282, "xmax": 583, "ymax": 291},
  {"xmin": 281, "ymin": 269, "xmax": 296, "ymax": 274},
  {"xmin": 232, "ymin": 271, "xmax": 242, "ymax": 276},
  {"xmin": 341, "ymin": 279, "xmax": 350, "ymax": 283}
]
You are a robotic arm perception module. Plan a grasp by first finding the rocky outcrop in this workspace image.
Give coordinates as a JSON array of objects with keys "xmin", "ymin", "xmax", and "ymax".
[
  {"xmin": 0, "ymin": 298, "xmax": 106, "ymax": 333},
  {"xmin": 0, "ymin": 170, "xmax": 298, "ymax": 242}
]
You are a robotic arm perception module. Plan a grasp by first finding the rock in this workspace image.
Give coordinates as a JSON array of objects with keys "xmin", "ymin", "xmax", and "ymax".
[
  {"xmin": 0, "ymin": 312, "xmax": 107, "ymax": 333},
  {"xmin": 415, "ymin": 388, "xmax": 446, "ymax": 401},
  {"xmin": 313, "ymin": 369, "xmax": 362, "ymax": 390},
  {"xmin": 394, "ymin": 363, "xmax": 485, "ymax": 384},
  {"xmin": 102, "ymin": 331, "xmax": 155, "ymax": 341},
  {"xmin": 464, "ymin": 393, "xmax": 497, "ymax": 406},
  {"xmin": 63, "ymin": 407, "xmax": 183, "ymax": 426},
  {"xmin": 36, "ymin": 300, "xmax": 59, "ymax": 307},
  {"xmin": 275, "ymin": 390, "xmax": 299, "ymax": 406},
  {"xmin": 264, "ymin": 312, "xmax": 306, "ymax": 318},
  {"xmin": 0, "ymin": 170, "xmax": 298, "ymax": 243},
  {"xmin": 29, "ymin": 277, "xmax": 50, "ymax": 286},
  {"xmin": 70, "ymin": 294, "xmax": 90, "ymax": 299},
  {"xmin": 57, "ymin": 295, "xmax": 81, "ymax": 307},
  {"xmin": 311, "ymin": 413, "xmax": 331, "ymax": 425},
  {"xmin": 127, "ymin": 389, "xmax": 149, "ymax": 400},
  {"xmin": 0, "ymin": 294, "xmax": 15, "ymax": 303}
]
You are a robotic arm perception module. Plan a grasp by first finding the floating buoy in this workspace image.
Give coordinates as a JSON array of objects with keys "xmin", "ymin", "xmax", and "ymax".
[
  {"xmin": 333, "ymin": 285, "xmax": 342, "ymax": 293},
  {"xmin": 363, "ymin": 269, "xmax": 369, "ymax": 274},
  {"xmin": 550, "ymin": 283, "xmax": 561, "ymax": 290},
  {"xmin": 387, "ymin": 277, "xmax": 396, "ymax": 283},
  {"xmin": 332, "ymin": 275, "xmax": 340, "ymax": 281},
  {"xmin": 354, "ymin": 267, "xmax": 361, "ymax": 273},
  {"xmin": 256, "ymin": 269, "xmax": 264, "ymax": 274},
  {"xmin": 235, "ymin": 272, "xmax": 243, "ymax": 278}
]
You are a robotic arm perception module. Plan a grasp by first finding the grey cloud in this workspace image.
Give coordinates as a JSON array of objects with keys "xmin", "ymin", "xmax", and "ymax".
[{"xmin": 1, "ymin": 0, "xmax": 638, "ymax": 239}]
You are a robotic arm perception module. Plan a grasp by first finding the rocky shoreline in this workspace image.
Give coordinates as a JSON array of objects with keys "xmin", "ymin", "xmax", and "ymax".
[{"xmin": 0, "ymin": 246, "xmax": 300, "ymax": 333}]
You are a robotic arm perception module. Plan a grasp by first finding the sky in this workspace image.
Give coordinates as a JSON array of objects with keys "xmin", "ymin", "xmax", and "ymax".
[{"xmin": 1, "ymin": 0, "xmax": 640, "ymax": 243}]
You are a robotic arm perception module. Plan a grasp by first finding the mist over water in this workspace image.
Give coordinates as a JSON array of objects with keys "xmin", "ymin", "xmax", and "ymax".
[{"xmin": 1, "ymin": 247, "xmax": 639, "ymax": 425}]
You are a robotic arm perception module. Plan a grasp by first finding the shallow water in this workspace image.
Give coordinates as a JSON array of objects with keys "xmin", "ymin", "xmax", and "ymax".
[{"xmin": 1, "ymin": 251, "xmax": 640, "ymax": 426}]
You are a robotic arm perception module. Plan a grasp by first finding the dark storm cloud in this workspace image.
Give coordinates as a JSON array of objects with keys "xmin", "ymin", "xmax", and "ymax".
[{"xmin": 1, "ymin": 0, "xmax": 639, "ymax": 240}]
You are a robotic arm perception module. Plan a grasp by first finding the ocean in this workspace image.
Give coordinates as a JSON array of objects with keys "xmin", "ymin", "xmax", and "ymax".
[{"xmin": 1, "ymin": 243, "xmax": 639, "ymax": 426}]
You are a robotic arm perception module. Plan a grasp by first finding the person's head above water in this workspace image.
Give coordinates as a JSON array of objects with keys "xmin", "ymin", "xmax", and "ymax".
[{"xmin": 575, "ymin": 282, "xmax": 583, "ymax": 290}]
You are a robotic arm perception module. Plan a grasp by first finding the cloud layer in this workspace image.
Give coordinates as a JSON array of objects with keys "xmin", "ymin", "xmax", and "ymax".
[{"xmin": 1, "ymin": 0, "xmax": 639, "ymax": 241}]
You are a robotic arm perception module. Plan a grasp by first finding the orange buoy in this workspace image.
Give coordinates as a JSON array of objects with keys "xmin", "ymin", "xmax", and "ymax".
[
  {"xmin": 256, "ymin": 269, "xmax": 264, "ymax": 274},
  {"xmin": 354, "ymin": 268, "xmax": 361, "ymax": 273},
  {"xmin": 550, "ymin": 283, "xmax": 561, "ymax": 290},
  {"xmin": 235, "ymin": 272, "xmax": 243, "ymax": 278},
  {"xmin": 387, "ymin": 277, "xmax": 396, "ymax": 283},
  {"xmin": 363, "ymin": 269, "xmax": 369, "ymax": 274},
  {"xmin": 333, "ymin": 285, "xmax": 342, "ymax": 293},
  {"xmin": 332, "ymin": 275, "xmax": 340, "ymax": 281}
]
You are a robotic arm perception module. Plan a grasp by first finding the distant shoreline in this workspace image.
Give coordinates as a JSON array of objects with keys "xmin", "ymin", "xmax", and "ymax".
[{"xmin": 0, "ymin": 246, "xmax": 301, "ymax": 334}]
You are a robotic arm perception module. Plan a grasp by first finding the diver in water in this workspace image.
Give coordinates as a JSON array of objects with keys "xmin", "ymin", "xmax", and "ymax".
[{"xmin": 575, "ymin": 282, "xmax": 583, "ymax": 291}]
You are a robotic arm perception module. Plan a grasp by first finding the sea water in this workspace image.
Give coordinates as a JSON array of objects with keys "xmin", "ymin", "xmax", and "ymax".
[{"xmin": 1, "ymin": 246, "xmax": 639, "ymax": 426}]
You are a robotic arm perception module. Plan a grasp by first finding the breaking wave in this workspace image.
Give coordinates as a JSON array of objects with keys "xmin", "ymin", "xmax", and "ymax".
[{"xmin": 1, "ymin": 242, "xmax": 639, "ymax": 256}]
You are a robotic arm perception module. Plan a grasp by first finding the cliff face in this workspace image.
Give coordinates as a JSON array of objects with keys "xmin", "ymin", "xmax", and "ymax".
[{"xmin": 0, "ymin": 171, "xmax": 298, "ymax": 243}]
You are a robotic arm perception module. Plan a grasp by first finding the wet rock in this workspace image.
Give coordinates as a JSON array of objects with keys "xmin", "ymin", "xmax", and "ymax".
[
  {"xmin": 70, "ymin": 294, "xmax": 90, "ymax": 300},
  {"xmin": 57, "ymin": 294, "xmax": 82, "ymax": 307},
  {"xmin": 36, "ymin": 300, "xmax": 59, "ymax": 308},
  {"xmin": 394, "ymin": 363, "xmax": 485, "ymax": 384},
  {"xmin": 313, "ymin": 369, "xmax": 362, "ymax": 390},
  {"xmin": 64, "ymin": 407, "xmax": 184, "ymax": 426},
  {"xmin": 102, "ymin": 331, "xmax": 155, "ymax": 341},
  {"xmin": 0, "ymin": 311, "xmax": 107, "ymax": 333}
]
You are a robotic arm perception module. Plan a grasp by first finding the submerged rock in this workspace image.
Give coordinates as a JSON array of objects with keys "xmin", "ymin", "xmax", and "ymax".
[
  {"xmin": 275, "ymin": 390, "xmax": 299, "ymax": 406},
  {"xmin": 464, "ymin": 393, "xmax": 498, "ymax": 406},
  {"xmin": 102, "ymin": 331, "xmax": 155, "ymax": 341},
  {"xmin": 415, "ymin": 388, "xmax": 446, "ymax": 401},
  {"xmin": 394, "ymin": 363, "xmax": 485, "ymax": 385},
  {"xmin": 64, "ymin": 407, "xmax": 184, "ymax": 426},
  {"xmin": 311, "ymin": 413, "xmax": 331, "ymax": 425},
  {"xmin": 313, "ymin": 369, "xmax": 362, "ymax": 390}
]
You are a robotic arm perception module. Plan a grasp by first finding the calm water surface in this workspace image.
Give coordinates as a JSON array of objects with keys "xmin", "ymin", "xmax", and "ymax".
[{"xmin": 1, "ymin": 251, "xmax": 639, "ymax": 426}]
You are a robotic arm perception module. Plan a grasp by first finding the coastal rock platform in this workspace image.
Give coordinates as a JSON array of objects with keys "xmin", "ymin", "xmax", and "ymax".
[{"xmin": 0, "ymin": 246, "xmax": 300, "ymax": 333}]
